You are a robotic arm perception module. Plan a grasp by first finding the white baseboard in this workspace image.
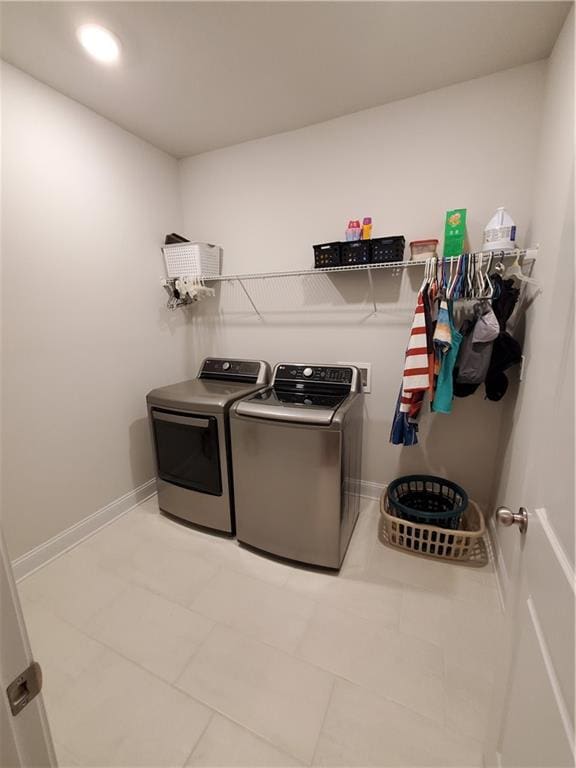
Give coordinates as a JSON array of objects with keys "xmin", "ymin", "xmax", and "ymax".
[
  {"xmin": 488, "ymin": 515, "xmax": 509, "ymax": 612},
  {"xmin": 12, "ymin": 478, "xmax": 157, "ymax": 583},
  {"xmin": 358, "ymin": 480, "xmax": 387, "ymax": 500}
]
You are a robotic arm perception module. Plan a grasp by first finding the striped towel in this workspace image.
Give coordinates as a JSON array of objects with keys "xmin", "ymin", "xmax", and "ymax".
[
  {"xmin": 402, "ymin": 293, "xmax": 431, "ymax": 396},
  {"xmin": 390, "ymin": 291, "xmax": 434, "ymax": 445}
]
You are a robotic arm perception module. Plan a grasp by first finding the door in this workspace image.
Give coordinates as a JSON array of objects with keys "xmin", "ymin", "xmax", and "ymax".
[
  {"xmin": 486, "ymin": 197, "xmax": 575, "ymax": 766},
  {"xmin": 151, "ymin": 409, "xmax": 222, "ymax": 495},
  {"xmin": 0, "ymin": 528, "xmax": 55, "ymax": 767}
]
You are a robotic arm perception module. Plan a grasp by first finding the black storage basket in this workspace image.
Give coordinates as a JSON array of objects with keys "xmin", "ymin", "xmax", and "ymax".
[
  {"xmin": 387, "ymin": 474, "xmax": 468, "ymax": 530},
  {"xmin": 370, "ymin": 236, "xmax": 405, "ymax": 264},
  {"xmin": 313, "ymin": 242, "xmax": 341, "ymax": 268},
  {"xmin": 341, "ymin": 240, "xmax": 371, "ymax": 265}
]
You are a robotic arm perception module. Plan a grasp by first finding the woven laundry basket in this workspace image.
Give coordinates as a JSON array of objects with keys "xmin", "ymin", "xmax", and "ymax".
[{"xmin": 380, "ymin": 491, "xmax": 487, "ymax": 564}]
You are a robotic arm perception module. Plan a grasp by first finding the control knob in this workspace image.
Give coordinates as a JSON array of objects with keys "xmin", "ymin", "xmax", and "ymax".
[
  {"xmin": 222, "ymin": 362, "xmax": 231, "ymax": 371},
  {"xmin": 303, "ymin": 367, "xmax": 313, "ymax": 377}
]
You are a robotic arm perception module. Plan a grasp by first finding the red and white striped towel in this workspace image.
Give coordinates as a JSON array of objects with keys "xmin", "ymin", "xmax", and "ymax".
[{"xmin": 400, "ymin": 292, "xmax": 433, "ymax": 416}]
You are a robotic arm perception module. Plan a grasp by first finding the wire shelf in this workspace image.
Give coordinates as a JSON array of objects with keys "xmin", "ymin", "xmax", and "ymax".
[
  {"xmin": 162, "ymin": 248, "xmax": 536, "ymax": 284},
  {"xmin": 161, "ymin": 248, "xmax": 537, "ymax": 314}
]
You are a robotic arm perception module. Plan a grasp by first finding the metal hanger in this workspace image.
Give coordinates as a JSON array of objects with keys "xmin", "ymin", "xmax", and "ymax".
[
  {"xmin": 466, "ymin": 253, "xmax": 474, "ymax": 298},
  {"xmin": 474, "ymin": 253, "xmax": 484, "ymax": 299},
  {"xmin": 505, "ymin": 252, "xmax": 541, "ymax": 289},
  {"xmin": 419, "ymin": 256, "xmax": 432, "ymax": 294},
  {"xmin": 447, "ymin": 254, "xmax": 461, "ymax": 299},
  {"xmin": 484, "ymin": 253, "xmax": 495, "ymax": 299},
  {"xmin": 494, "ymin": 250, "xmax": 507, "ymax": 276}
]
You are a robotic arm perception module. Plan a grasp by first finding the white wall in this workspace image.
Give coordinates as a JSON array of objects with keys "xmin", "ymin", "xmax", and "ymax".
[
  {"xmin": 0, "ymin": 52, "xmax": 559, "ymax": 561},
  {"xmin": 492, "ymin": 9, "xmax": 574, "ymax": 577},
  {"xmin": 179, "ymin": 62, "xmax": 546, "ymax": 508},
  {"xmin": 1, "ymin": 64, "xmax": 188, "ymax": 560}
]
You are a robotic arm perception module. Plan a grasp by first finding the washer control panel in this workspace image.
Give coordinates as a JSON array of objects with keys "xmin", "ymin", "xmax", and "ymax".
[{"xmin": 275, "ymin": 364, "xmax": 353, "ymax": 385}]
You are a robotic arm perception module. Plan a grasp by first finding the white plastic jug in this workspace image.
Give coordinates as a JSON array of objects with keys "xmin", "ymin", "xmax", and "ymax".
[{"xmin": 482, "ymin": 207, "xmax": 517, "ymax": 252}]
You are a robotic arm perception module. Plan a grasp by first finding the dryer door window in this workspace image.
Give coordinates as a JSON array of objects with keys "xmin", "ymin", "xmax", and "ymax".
[{"xmin": 151, "ymin": 409, "xmax": 222, "ymax": 496}]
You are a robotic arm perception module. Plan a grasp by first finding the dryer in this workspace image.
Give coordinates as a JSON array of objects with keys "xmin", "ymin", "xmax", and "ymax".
[{"xmin": 147, "ymin": 358, "xmax": 270, "ymax": 533}]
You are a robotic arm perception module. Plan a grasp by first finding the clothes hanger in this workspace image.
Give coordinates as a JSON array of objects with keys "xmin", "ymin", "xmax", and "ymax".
[
  {"xmin": 447, "ymin": 257, "xmax": 455, "ymax": 300},
  {"xmin": 447, "ymin": 254, "xmax": 460, "ymax": 299},
  {"xmin": 466, "ymin": 253, "xmax": 474, "ymax": 298},
  {"xmin": 494, "ymin": 250, "xmax": 507, "ymax": 276},
  {"xmin": 440, "ymin": 256, "xmax": 448, "ymax": 298},
  {"xmin": 429, "ymin": 255, "xmax": 439, "ymax": 300},
  {"xmin": 437, "ymin": 256, "xmax": 444, "ymax": 299},
  {"xmin": 427, "ymin": 256, "xmax": 436, "ymax": 296},
  {"xmin": 184, "ymin": 277, "xmax": 199, "ymax": 302},
  {"xmin": 419, "ymin": 256, "xmax": 431, "ymax": 294},
  {"xmin": 462, "ymin": 256, "xmax": 469, "ymax": 299},
  {"xmin": 484, "ymin": 253, "xmax": 495, "ymax": 299},
  {"xmin": 463, "ymin": 253, "xmax": 471, "ymax": 299},
  {"xmin": 487, "ymin": 252, "xmax": 504, "ymax": 299},
  {"xmin": 453, "ymin": 253, "xmax": 466, "ymax": 300},
  {"xmin": 505, "ymin": 253, "xmax": 541, "ymax": 289},
  {"xmin": 197, "ymin": 272, "xmax": 215, "ymax": 298},
  {"xmin": 474, "ymin": 253, "xmax": 484, "ymax": 299},
  {"xmin": 477, "ymin": 253, "xmax": 489, "ymax": 301}
]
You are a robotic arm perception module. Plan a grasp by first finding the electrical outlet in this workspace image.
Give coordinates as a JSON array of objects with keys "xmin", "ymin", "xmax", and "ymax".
[{"xmin": 338, "ymin": 362, "xmax": 372, "ymax": 393}]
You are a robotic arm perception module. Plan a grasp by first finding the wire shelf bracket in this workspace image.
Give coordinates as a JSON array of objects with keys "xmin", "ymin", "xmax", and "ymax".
[
  {"xmin": 237, "ymin": 278, "xmax": 263, "ymax": 319},
  {"xmin": 366, "ymin": 267, "xmax": 378, "ymax": 315}
]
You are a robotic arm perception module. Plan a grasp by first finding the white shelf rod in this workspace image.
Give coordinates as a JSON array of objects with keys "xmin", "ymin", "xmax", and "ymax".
[
  {"xmin": 161, "ymin": 248, "xmax": 537, "ymax": 317},
  {"xmin": 195, "ymin": 247, "xmax": 537, "ymax": 283}
]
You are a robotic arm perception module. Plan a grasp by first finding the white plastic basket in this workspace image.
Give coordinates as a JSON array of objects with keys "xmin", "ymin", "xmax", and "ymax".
[
  {"xmin": 162, "ymin": 242, "xmax": 222, "ymax": 279},
  {"xmin": 380, "ymin": 492, "xmax": 487, "ymax": 564}
]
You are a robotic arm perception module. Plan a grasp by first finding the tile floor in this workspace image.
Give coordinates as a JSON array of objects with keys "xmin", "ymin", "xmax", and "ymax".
[{"xmin": 18, "ymin": 496, "xmax": 503, "ymax": 767}]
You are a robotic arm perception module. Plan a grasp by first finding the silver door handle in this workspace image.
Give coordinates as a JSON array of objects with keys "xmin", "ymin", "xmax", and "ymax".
[
  {"xmin": 152, "ymin": 411, "xmax": 210, "ymax": 428},
  {"xmin": 496, "ymin": 506, "xmax": 528, "ymax": 534}
]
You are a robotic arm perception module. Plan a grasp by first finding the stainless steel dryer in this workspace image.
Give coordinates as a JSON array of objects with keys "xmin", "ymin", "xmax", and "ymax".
[
  {"xmin": 147, "ymin": 358, "xmax": 270, "ymax": 533},
  {"xmin": 230, "ymin": 363, "xmax": 363, "ymax": 568}
]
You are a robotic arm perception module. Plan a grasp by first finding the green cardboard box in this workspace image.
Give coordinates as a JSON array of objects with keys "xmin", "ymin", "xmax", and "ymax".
[{"xmin": 443, "ymin": 208, "xmax": 467, "ymax": 257}]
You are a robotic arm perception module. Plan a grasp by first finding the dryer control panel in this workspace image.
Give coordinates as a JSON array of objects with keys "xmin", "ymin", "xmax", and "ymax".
[{"xmin": 200, "ymin": 358, "xmax": 268, "ymax": 383}]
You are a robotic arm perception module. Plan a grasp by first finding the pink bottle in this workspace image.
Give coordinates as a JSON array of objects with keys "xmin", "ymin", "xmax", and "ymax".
[{"xmin": 346, "ymin": 220, "xmax": 362, "ymax": 241}]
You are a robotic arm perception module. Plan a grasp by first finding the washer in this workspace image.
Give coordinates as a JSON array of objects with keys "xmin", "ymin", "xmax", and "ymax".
[
  {"xmin": 230, "ymin": 363, "xmax": 363, "ymax": 568},
  {"xmin": 147, "ymin": 358, "xmax": 270, "ymax": 533}
]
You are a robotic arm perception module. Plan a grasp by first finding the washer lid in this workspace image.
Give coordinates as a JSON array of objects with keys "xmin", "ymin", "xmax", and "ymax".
[
  {"xmin": 234, "ymin": 387, "xmax": 348, "ymax": 425},
  {"xmin": 147, "ymin": 378, "xmax": 266, "ymax": 413}
]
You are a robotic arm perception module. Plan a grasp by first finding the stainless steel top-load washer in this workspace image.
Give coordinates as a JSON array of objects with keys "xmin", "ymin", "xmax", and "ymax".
[
  {"xmin": 230, "ymin": 363, "xmax": 363, "ymax": 568},
  {"xmin": 147, "ymin": 358, "xmax": 270, "ymax": 533}
]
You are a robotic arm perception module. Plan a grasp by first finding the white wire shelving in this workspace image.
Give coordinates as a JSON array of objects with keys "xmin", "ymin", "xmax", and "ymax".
[
  {"xmin": 162, "ymin": 248, "xmax": 537, "ymax": 316},
  {"xmin": 201, "ymin": 248, "xmax": 536, "ymax": 283}
]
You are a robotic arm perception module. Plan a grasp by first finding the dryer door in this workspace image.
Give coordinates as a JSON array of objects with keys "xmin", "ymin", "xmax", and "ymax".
[{"xmin": 151, "ymin": 409, "xmax": 222, "ymax": 496}]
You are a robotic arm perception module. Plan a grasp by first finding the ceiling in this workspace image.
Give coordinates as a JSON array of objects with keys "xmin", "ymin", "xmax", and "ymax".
[{"xmin": 0, "ymin": 2, "xmax": 570, "ymax": 158}]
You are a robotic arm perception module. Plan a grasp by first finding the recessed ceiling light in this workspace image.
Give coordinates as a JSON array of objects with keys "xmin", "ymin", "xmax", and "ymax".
[{"xmin": 77, "ymin": 24, "xmax": 120, "ymax": 64}]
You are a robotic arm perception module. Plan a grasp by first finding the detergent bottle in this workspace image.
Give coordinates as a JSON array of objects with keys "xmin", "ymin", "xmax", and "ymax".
[
  {"xmin": 482, "ymin": 207, "xmax": 517, "ymax": 252},
  {"xmin": 361, "ymin": 217, "xmax": 372, "ymax": 240}
]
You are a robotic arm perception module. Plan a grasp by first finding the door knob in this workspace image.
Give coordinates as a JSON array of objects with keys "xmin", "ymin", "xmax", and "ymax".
[{"xmin": 496, "ymin": 506, "xmax": 528, "ymax": 534}]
